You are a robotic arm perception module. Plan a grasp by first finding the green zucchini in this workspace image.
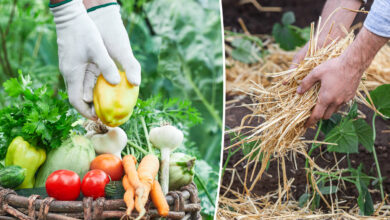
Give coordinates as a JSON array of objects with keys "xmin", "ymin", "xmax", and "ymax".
[
  {"xmin": 105, "ymin": 181, "xmax": 125, "ymax": 199},
  {"xmin": 0, "ymin": 165, "xmax": 26, "ymax": 188}
]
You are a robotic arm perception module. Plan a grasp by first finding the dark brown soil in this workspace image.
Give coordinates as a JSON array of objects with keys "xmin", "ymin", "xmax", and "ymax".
[
  {"xmin": 222, "ymin": 0, "xmax": 373, "ymax": 34},
  {"xmin": 222, "ymin": 95, "xmax": 390, "ymax": 208}
]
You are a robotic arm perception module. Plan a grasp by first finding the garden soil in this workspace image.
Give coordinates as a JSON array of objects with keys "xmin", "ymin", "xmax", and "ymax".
[{"xmin": 222, "ymin": 0, "xmax": 373, "ymax": 34}]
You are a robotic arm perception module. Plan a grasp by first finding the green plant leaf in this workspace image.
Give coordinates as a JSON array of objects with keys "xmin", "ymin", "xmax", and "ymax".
[
  {"xmin": 291, "ymin": 26, "xmax": 311, "ymax": 42},
  {"xmin": 272, "ymin": 23, "xmax": 306, "ymax": 51},
  {"xmin": 231, "ymin": 38, "xmax": 262, "ymax": 64},
  {"xmin": 319, "ymin": 185, "xmax": 338, "ymax": 195},
  {"xmin": 356, "ymin": 169, "xmax": 374, "ymax": 216},
  {"xmin": 353, "ymin": 119, "xmax": 373, "ymax": 152},
  {"xmin": 347, "ymin": 102, "xmax": 358, "ymax": 120},
  {"xmin": 298, "ymin": 193, "xmax": 310, "ymax": 207},
  {"xmin": 321, "ymin": 114, "xmax": 342, "ymax": 135},
  {"xmin": 282, "ymin": 11, "xmax": 295, "ymax": 25},
  {"xmin": 368, "ymin": 84, "xmax": 390, "ymax": 117},
  {"xmin": 325, "ymin": 119, "xmax": 358, "ymax": 153}
]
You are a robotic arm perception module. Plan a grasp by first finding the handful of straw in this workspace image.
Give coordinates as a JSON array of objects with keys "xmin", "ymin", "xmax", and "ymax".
[{"xmin": 234, "ymin": 20, "xmax": 368, "ymax": 192}]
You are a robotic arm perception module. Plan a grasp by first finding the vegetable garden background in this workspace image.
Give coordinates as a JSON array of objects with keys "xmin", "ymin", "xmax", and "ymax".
[{"xmin": 0, "ymin": 0, "xmax": 223, "ymax": 218}]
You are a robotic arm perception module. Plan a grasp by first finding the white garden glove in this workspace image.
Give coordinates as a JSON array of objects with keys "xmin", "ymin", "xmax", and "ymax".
[
  {"xmin": 50, "ymin": 0, "xmax": 120, "ymax": 119},
  {"xmin": 82, "ymin": 3, "xmax": 141, "ymax": 103}
]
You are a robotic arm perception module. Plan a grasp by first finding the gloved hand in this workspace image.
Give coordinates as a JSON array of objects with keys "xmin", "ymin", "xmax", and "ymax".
[
  {"xmin": 50, "ymin": 0, "xmax": 120, "ymax": 119},
  {"xmin": 83, "ymin": 3, "xmax": 141, "ymax": 104}
]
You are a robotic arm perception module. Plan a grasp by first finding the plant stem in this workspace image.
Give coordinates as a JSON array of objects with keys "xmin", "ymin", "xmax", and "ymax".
[
  {"xmin": 221, "ymin": 148, "xmax": 240, "ymax": 177},
  {"xmin": 305, "ymin": 120, "xmax": 323, "ymax": 210},
  {"xmin": 127, "ymin": 140, "xmax": 148, "ymax": 155},
  {"xmin": 194, "ymin": 173, "xmax": 215, "ymax": 207},
  {"xmin": 305, "ymin": 120, "xmax": 323, "ymax": 169},
  {"xmin": 371, "ymin": 113, "xmax": 384, "ymax": 200},
  {"xmin": 183, "ymin": 63, "xmax": 222, "ymax": 128},
  {"xmin": 141, "ymin": 116, "xmax": 153, "ymax": 154}
]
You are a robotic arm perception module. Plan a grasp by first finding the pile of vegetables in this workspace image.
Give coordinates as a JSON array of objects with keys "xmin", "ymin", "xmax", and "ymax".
[{"xmin": 0, "ymin": 74, "xmax": 201, "ymax": 218}]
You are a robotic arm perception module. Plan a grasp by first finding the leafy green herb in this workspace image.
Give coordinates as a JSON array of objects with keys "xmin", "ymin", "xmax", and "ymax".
[
  {"xmin": 0, "ymin": 74, "xmax": 80, "ymax": 157},
  {"xmin": 272, "ymin": 11, "xmax": 308, "ymax": 51}
]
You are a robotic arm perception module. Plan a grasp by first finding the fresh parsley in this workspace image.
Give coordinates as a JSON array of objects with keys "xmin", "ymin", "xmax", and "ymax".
[{"xmin": 0, "ymin": 74, "xmax": 81, "ymax": 158}]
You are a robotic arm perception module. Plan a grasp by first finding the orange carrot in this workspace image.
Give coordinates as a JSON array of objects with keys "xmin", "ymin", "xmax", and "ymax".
[
  {"xmin": 150, "ymin": 180, "xmax": 169, "ymax": 217},
  {"xmin": 122, "ymin": 155, "xmax": 142, "ymax": 188},
  {"xmin": 122, "ymin": 155, "xmax": 144, "ymax": 217},
  {"xmin": 135, "ymin": 154, "xmax": 160, "ymax": 216},
  {"xmin": 122, "ymin": 175, "xmax": 135, "ymax": 215}
]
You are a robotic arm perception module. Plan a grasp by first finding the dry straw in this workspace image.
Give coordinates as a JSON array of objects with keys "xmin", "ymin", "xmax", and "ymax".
[{"xmin": 228, "ymin": 13, "xmax": 383, "ymax": 194}]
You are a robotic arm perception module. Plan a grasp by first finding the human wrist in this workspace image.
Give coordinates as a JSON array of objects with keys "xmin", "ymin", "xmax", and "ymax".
[
  {"xmin": 50, "ymin": 0, "xmax": 86, "ymax": 26},
  {"xmin": 341, "ymin": 27, "xmax": 388, "ymax": 75},
  {"xmin": 83, "ymin": 0, "xmax": 117, "ymax": 10}
]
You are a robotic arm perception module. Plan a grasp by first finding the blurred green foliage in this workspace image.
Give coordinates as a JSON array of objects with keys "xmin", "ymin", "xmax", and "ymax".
[
  {"xmin": 272, "ymin": 11, "xmax": 310, "ymax": 51},
  {"xmin": 0, "ymin": 0, "xmax": 222, "ymax": 217}
]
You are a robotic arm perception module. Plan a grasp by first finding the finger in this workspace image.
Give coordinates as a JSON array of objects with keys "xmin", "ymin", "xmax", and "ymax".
[
  {"xmin": 92, "ymin": 44, "xmax": 121, "ymax": 85},
  {"xmin": 122, "ymin": 57, "xmax": 141, "ymax": 86},
  {"xmin": 83, "ymin": 64, "xmax": 98, "ymax": 103},
  {"xmin": 297, "ymin": 68, "xmax": 321, "ymax": 94},
  {"xmin": 66, "ymin": 65, "xmax": 97, "ymax": 120},
  {"xmin": 323, "ymin": 103, "xmax": 339, "ymax": 120},
  {"xmin": 305, "ymin": 100, "xmax": 327, "ymax": 128}
]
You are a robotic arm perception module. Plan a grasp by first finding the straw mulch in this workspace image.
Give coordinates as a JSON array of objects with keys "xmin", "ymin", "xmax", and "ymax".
[
  {"xmin": 226, "ymin": 39, "xmax": 390, "ymax": 96},
  {"xmin": 217, "ymin": 188, "xmax": 390, "ymax": 219}
]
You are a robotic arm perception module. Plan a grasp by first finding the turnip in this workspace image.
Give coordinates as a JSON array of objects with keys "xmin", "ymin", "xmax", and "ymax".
[
  {"xmin": 149, "ymin": 124, "xmax": 183, "ymax": 195},
  {"xmin": 84, "ymin": 120, "xmax": 127, "ymax": 159}
]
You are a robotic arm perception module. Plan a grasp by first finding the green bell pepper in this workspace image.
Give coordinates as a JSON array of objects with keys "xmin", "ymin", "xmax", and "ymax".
[{"xmin": 5, "ymin": 136, "xmax": 46, "ymax": 189}]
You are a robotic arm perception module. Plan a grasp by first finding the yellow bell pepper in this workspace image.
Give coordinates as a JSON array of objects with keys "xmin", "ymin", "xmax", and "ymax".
[
  {"xmin": 5, "ymin": 136, "xmax": 46, "ymax": 189},
  {"xmin": 93, "ymin": 71, "xmax": 139, "ymax": 127}
]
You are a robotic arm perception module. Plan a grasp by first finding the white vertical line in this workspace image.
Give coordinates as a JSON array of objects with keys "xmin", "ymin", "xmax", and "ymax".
[{"xmin": 213, "ymin": 0, "xmax": 226, "ymax": 218}]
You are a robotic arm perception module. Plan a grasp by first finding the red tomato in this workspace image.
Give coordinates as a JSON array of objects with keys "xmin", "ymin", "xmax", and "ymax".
[
  {"xmin": 90, "ymin": 154, "xmax": 124, "ymax": 181},
  {"xmin": 45, "ymin": 170, "xmax": 81, "ymax": 201},
  {"xmin": 81, "ymin": 169, "xmax": 110, "ymax": 199}
]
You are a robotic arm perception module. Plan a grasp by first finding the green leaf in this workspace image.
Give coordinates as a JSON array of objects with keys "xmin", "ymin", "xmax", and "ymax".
[
  {"xmin": 298, "ymin": 193, "xmax": 310, "ymax": 207},
  {"xmin": 272, "ymin": 24, "xmax": 306, "ymax": 51},
  {"xmin": 321, "ymin": 114, "xmax": 342, "ymax": 135},
  {"xmin": 325, "ymin": 119, "xmax": 358, "ymax": 153},
  {"xmin": 3, "ymin": 78, "xmax": 23, "ymax": 97},
  {"xmin": 356, "ymin": 169, "xmax": 374, "ymax": 216},
  {"xmin": 319, "ymin": 185, "xmax": 338, "ymax": 195},
  {"xmin": 291, "ymin": 26, "xmax": 311, "ymax": 42},
  {"xmin": 353, "ymin": 119, "xmax": 374, "ymax": 152},
  {"xmin": 368, "ymin": 84, "xmax": 390, "ymax": 117},
  {"xmin": 231, "ymin": 38, "xmax": 262, "ymax": 64},
  {"xmin": 282, "ymin": 11, "xmax": 296, "ymax": 25},
  {"xmin": 347, "ymin": 102, "xmax": 358, "ymax": 120}
]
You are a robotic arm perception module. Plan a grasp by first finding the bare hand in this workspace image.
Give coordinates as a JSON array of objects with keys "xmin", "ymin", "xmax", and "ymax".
[{"xmin": 297, "ymin": 56, "xmax": 363, "ymax": 127}]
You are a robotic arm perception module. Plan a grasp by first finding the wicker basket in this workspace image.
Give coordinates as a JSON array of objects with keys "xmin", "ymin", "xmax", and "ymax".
[{"xmin": 0, "ymin": 183, "xmax": 201, "ymax": 220}]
